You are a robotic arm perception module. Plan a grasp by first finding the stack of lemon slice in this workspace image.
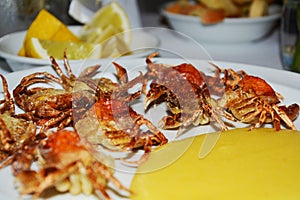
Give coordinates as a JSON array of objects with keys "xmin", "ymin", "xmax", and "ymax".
[
  {"xmin": 79, "ymin": 1, "xmax": 132, "ymax": 58},
  {"xmin": 79, "ymin": 1, "xmax": 131, "ymax": 44},
  {"xmin": 20, "ymin": 2, "xmax": 131, "ymax": 60}
]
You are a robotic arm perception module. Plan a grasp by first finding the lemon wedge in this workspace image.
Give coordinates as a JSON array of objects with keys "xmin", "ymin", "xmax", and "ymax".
[
  {"xmin": 100, "ymin": 34, "xmax": 132, "ymax": 58},
  {"xmin": 79, "ymin": 2, "xmax": 131, "ymax": 46},
  {"xmin": 25, "ymin": 37, "xmax": 101, "ymax": 60},
  {"xmin": 19, "ymin": 9, "xmax": 79, "ymax": 57}
]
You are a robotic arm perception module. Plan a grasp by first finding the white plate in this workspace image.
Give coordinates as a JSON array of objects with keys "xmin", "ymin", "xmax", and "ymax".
[
  {"xmin": 162, "ymin": 3, "xmax": 281, "ymax": 43},
  {"xmin": 0, "ymin": 26, "xmax": 160, "ymax": 71},
  {"xmin": 0, "ymin": 58, "xmax": 299, "ymax": 199}
]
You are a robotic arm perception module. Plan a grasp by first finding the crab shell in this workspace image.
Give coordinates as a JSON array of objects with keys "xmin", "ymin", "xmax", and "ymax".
[
  {"xmin": 0, "ymin": 74, "xmax": 38, "ymax": 164},
  {"xmin": 12, "ymin": 55, "xmax": 99, "ymax": 132},
  {"xmin": 74, "ymin": 61, "xmax": 168, "ymax": 165},
  {"xmin": 145, "ymin": 61, "xmax": 227, "ymax": 131},
  {"xmin": 219, "ymin": 75, "xmax": 299, "ymax": 130},
  {"xmin": 14, "ymin": 130, "xmax": 130, "ymax": 199}
]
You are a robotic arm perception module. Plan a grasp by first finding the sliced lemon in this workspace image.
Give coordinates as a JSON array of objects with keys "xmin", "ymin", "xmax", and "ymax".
[
  {"xmin": 101, "ymin": 34, "xmax": 132, "ymax": 58},
  {"xmin": 25, "ymin": 37, "xmax": 101, "ymax": 60},
  {"xmin": 79, "ymin": 2, "xmax": 131, "ymax": 45},
  {"xmin": 19, "ymin": 9, "xmax": 80, "ymax": 56}
]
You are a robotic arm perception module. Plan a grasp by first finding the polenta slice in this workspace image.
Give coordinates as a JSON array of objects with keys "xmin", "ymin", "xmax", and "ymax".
[{"xmin": 131, "ymin": 128, "xmax": 300, "ymax": 200}]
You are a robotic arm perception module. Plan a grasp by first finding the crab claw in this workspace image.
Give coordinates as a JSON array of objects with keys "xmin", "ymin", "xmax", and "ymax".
[{"xmin": 144, "ymin": 83, "xmax": 166, "ymax": 110}]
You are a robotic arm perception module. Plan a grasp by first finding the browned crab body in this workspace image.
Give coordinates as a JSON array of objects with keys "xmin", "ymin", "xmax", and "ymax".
[
  {"xmin": 0, "ymin": 74, "xmax": 38, "ymax": 163},
  {"xmin": 211, "ymin": 67, "xmax": 299, "ymax": 130},
  {"xmin": 144, "ymin": 54, "xmax": 227, "ymax": 132},
  {"xmin": 14, "ymin": 129, "xmax": 130, "ymax": 199},
  {"xmin": 75, "ymin": 62, "xmax": 168, "ymax": 164},
  {"xmin": 13, "ymin": 56, "xmax": 99, "ymax": 132}
]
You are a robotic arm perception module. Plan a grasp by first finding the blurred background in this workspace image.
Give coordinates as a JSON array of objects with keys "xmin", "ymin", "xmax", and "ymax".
[
  {"xmin": 0, "ymin": 0, "xmax": 174, "ymax": 36},
  {"xmin": 139, "ymin": 0, "xmax": 173, "ymax": 12},
  {"xmin": 0, "ymin": 0, "xmax": 292, "ymax": 72},
  {"xmin": 0, "ymin": 0, "xmax": 77, "ymax": 36},
  {"xmin": 0, "ymin": 0, "xmax": 284, "ymax": 36}
]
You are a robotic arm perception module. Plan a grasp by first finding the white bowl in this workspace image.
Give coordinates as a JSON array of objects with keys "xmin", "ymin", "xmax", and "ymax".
[
  {"xmin": 162, "ymin": 4, "xmax": 281, "ymax": 43},
  {"xmin": 0, "ymin": 26, "xmax": 160, "ymax": 71}
]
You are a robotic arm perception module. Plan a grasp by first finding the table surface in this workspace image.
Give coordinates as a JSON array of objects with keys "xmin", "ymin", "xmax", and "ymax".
[{"xmin": 0, "ymin": 12, "xmax": 284, "ymax": 75}]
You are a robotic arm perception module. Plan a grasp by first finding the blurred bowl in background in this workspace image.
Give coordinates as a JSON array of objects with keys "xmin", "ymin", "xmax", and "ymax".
[{"xmin": 162, "ymin": 3, "xmax": 281, "ymax": 43}]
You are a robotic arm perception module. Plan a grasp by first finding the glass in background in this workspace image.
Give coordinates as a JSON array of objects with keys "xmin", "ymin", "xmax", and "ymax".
[
  {"xmin": 0, "ymin": 0, "xmax": 79, "ymax": 70},
  {"xmin": 0, "ymin": 0, "xmax": 79, "ymax": 37},
  {"xmin": 281, "ymin": 0, "xmax": 300, "ymax": 72},
  {"xmin": 0, "ymin": 0, "xmax": 44, "ymax": 36},
  {"xmin": 0, "ymin": 0, "xmax": 44, "ymax": 70}
]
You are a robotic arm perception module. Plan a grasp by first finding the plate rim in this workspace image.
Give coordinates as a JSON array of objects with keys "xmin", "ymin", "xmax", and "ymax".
[{"xmin": 0, "ymin": 26, "xmax": 160, "ymax": 68}]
